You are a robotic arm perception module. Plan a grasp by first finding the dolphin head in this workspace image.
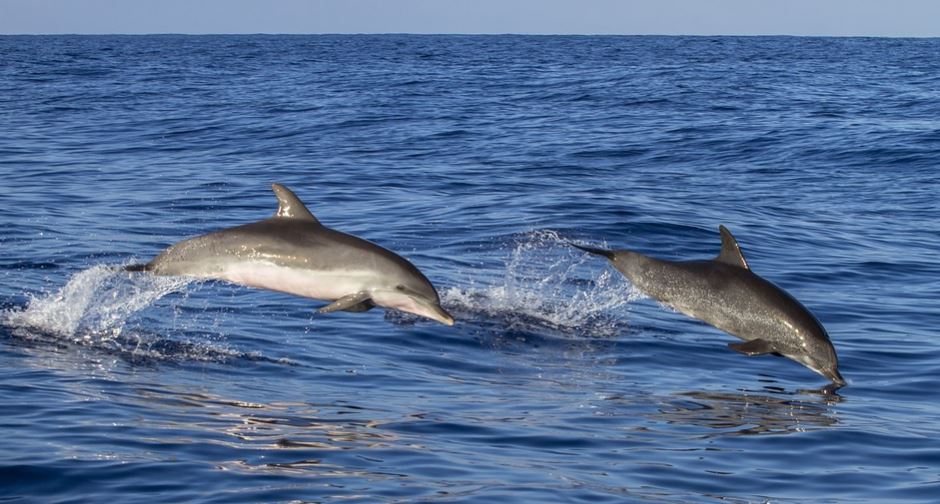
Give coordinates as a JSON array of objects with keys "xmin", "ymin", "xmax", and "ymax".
[
  {"xmin": 812, "ymin": 354, "xmax": 846, "ymax": 388},
  {"xmin": 369, "ymin": 265, "xmax": 454, "ymax": 326},
  {"xmin": 795, "ymin": 331, "xmax": 845, "ymax": 387}
]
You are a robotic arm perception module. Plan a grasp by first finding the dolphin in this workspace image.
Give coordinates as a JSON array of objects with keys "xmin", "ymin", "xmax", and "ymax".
[
  {"xmin": 573, "ymin": 226, "xmax": 844, "ymax": 387},
  {"xmin": 126, "ymin": 183, "xmax": 454, "ymax": 326}
]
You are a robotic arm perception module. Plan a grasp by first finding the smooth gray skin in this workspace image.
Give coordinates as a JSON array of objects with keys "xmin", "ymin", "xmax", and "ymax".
[
  {"xmin": 129, "ymin": 183, "xmax": 454, "ymax": 326},
  {"xmin": 574, "ymin": 226, "xmax": 844, "ymax": 387}
]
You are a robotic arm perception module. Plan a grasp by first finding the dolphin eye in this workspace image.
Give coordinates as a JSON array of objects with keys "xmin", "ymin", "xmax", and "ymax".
[{"xmin": 396, "ymin": 285, "xmax": 406, "ymax": 291}]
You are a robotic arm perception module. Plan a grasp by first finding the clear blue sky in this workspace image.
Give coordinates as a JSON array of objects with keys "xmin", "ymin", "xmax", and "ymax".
[{"xmin": 2, "ymin": 0, "xmax": 939, "ymax": 37}]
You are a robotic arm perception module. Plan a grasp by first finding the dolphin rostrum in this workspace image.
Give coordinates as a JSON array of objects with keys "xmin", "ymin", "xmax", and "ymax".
[
  {"xmin": 126, "ymin": 183, "xmax": 454, "ymax": 326},
  {"xmin": 573, "ymin": 226, "xmax": 844, "ymax": 387}
]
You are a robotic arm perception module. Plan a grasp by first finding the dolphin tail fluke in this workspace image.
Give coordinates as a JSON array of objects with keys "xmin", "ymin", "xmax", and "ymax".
[
  {"xmin": 569, "ymin": 242, "xmax": 616, "ymax": 260},
  {"xmin": 123, "ymin": 263, "xmax": 150, "ymax": 272}
]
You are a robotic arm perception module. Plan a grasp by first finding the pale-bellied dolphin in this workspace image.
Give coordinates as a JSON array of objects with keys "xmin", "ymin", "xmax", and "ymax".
[
  {"xmin": 126, "ymin": 183, "xmax": 454, "ymax": 326},
  {"xmin": 573, "ymin": 226, "xmax": 844, "ymax": 387}
]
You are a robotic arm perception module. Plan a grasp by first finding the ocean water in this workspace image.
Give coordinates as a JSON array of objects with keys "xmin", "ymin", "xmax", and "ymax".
[{"xmin": 1, "ymin": 34, "xmax": 939, "ymax": 503}]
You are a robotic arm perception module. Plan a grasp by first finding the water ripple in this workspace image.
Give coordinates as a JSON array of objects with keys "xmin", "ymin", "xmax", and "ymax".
[{"xmin": 1, "ymin": 34, "xmax": 939, "ymax": 503}]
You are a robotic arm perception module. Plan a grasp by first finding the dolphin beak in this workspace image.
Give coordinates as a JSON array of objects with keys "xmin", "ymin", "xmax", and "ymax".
[
  {"xmin": 375, "ymin": 289, "xmax": 455, "ymax": 326},
  {"xmin": 825, "ymin": 369, "xmax": 846, "ymax": 388},
  {"xmin": 426, "ymin": 303, "xmax": 455, "ymax": 326},
  {"xmin": 400, "ymin": 296, "xmax": 454, "ymax": 326}
]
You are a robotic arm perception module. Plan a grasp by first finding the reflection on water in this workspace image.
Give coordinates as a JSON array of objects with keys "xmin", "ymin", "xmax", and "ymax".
[
  {"xmin": 132, "ymin": 386, "xmax": 402, "ymax": 454},
  {"xmin": 656, "ymin": 387, "xmax": 841, "ymax": 437}
]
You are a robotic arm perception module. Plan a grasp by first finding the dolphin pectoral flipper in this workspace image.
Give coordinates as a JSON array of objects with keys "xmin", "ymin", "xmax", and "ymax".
[
  {"xmin": 728, "ymin": 339, "xmax": 777, "ymax": 356},
  {"xmin": 342, "ymin": 300, "xmax": 376, "ymax": 312},
  {"xmin": 318, "ymin": 292, "xmax": 374, "ymax": 314}
]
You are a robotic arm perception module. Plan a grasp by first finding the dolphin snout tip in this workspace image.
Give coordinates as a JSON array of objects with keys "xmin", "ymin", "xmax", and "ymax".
[
  {"xmin": 438, "ymin": 310, "xmax": 455, "ymax": 326},
  {"xmin": 425, "ymin": 303, "xmax": 455, "ymax": 326},
  {"xmin": 825, "ymin": 369, "xmax": 846, "ymax": 388}
]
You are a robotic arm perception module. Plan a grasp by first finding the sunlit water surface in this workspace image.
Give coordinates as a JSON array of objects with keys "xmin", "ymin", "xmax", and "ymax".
[{"xmin": 1, "ymin": 35, "xmax": 939, "ymax": 503}]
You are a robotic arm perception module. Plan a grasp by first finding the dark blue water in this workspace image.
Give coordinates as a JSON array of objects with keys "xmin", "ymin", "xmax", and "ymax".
[{"xmin": 2, "ymin": 35, "xmax": 939, "ymax": 503}]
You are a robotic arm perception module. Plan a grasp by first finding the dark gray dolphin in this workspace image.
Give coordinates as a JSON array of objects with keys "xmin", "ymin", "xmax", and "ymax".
[
  {"xmin": 127, "ymin": 183, "xmax": 454, "ymax": 326},
  {"xmin": 573, "ymin": 226, "xmax": 844, "ymax": 387}
]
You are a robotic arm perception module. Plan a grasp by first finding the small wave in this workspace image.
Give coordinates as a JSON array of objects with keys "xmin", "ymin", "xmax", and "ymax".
[{"xmin": 443, "ymin": 229, "xmax": 640, "ymax": 338}]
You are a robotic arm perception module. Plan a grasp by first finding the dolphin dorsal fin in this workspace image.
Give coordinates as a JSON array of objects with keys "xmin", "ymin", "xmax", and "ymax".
[
  {"xmin": 716, "ymin": 225, "xmax": 749, "ymax": 270},
  {"xmin": 271, "ymin": 183, "xmax": 320, "ymax": 223}
]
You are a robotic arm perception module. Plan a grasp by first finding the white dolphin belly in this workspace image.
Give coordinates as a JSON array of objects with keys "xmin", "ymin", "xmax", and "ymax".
[{"xmin": 209, "ymin": 261, "xmax": 377, "ymax": 301}]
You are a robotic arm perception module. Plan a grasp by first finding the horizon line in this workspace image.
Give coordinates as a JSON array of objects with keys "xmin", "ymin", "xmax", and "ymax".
[{"xmin": 2, "ymin": 32, "xmax": 939, "ymax": 39}]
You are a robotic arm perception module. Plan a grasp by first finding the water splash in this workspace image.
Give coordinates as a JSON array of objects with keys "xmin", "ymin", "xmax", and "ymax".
[
  {"xmin": 2, "ymin": 265, "xmax": 295, "ymax": 365},
  {"xmin": 443, "ymin": 229, "xmax": 641, "ymax": 337},
  {"xmin": 4, "ymin": 264, "xmax": 192, "ymax": 343}
]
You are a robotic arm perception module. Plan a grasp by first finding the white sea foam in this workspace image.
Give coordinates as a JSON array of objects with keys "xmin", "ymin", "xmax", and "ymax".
[
  {"xmin": 1, "ymin": 266, "xmax": 296, "ymax": 365},
  {"xmin": 442, "ymin": 229, "xmax": 640, "ymax": 337},
  {"xmin": 4, "ymin": 264, "xmax": 192, "ymax": 343}
]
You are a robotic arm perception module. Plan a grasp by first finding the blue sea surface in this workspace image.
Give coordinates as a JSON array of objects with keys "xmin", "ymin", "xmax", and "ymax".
[{"xmin": 1, "ymin": 35, "xmax": 939, "ymax": 503}]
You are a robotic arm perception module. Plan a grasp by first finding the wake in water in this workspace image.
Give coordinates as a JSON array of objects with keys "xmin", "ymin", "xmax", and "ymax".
[
  {"xmin": 442, "ymin": 230, "xmax": 641, "ymax": 338},
  {"xmin": 5, "ymin": 265, "xmax": 191, "ymax": 341},
  {"xmin": 3, "ymin": 230, "xmax": 639, "ymax": 359},
  {"xmin": 0, "ymin": 265, "xmax": 278, "ymax": 364}
]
